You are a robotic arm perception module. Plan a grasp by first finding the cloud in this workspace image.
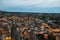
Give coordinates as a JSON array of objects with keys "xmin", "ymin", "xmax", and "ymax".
[{"xmin": 1, "ymin": 0, "xmax": 60, "ymax": 7}]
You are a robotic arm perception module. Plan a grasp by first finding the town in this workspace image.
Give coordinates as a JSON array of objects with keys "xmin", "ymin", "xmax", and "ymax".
[{"xmin": 0, "ymin": 11, "xmax": 60, "ymax": 40}]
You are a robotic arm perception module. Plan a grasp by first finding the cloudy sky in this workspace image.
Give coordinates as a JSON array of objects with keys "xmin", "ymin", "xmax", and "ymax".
[{"xmin": 0, "ymin": 0, "xmax": 60, "ymax": 13}]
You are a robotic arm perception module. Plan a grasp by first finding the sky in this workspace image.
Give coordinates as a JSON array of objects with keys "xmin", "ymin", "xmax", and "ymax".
[{"xmin": 0, "ymin": 0, "xmax": 60, "ymax": 13}]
